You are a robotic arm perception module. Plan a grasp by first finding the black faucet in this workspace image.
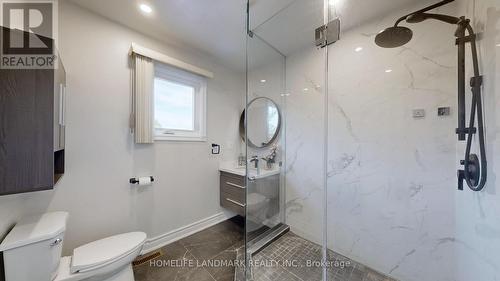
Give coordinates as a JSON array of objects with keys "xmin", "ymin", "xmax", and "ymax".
[{"xmin": 249, "ymin": 156, "xmax": 259, "ymax": 169}]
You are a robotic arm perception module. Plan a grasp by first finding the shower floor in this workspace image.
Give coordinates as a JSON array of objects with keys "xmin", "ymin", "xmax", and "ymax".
[
  {"xmin": 238, "ymin": 232, "xmax": 396, "ymax": 281},
  {"xmin": 133, "ymin": 218, "xmax": 396, "ymax": 281}
]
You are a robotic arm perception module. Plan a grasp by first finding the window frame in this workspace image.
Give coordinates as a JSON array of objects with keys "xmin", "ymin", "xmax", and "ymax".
[{"xmin": 153, "ymin": 62, "xmax": 207, "ymax": 142}]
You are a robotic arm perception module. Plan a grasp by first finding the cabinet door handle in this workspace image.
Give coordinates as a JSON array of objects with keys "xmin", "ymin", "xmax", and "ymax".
[
  {"xmin": 62, "ymin": 85, "xmax": 66, "ymax": 126},
  {"xmin": 59, "ymin": 84, "xmax": 64, "ymax": 126},
  {"xmin": 226, "ymin": 198, "xmax": 245, "ymax": 207},
  {"xmin": 226, "ymin": 182, "xmax": 245, "ymax": 189},
  {"xmin": 58, "ymin": 84, "xmax": 66, "ymax": 126}
]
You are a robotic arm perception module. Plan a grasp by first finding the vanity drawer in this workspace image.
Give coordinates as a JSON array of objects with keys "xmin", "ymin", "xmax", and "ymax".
[
  {"xmin": 220, "ymin": 172, "xmax": 245, "ymax": 186},
  {"xmin": 220, "ymin": 172, "xmax": 245, "ymax": 216},
  {"xmin": 220, "ymin": 192, "xmax": 245, "ymax": 216},
  {"xmin": 221, "ymin": 180, "xmax": 245, "ymax": 198}
]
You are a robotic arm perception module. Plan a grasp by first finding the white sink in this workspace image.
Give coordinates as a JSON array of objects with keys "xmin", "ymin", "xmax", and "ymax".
[{"xmin": 219, "ymin": 162, "xmax": 280, "ymax": 179}]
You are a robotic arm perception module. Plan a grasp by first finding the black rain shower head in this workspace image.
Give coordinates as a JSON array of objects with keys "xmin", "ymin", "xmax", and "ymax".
[
  {"xmin": 374, "ymin": 26, "xmax": 413, "ymax": 48},
  {"xmin": 374, "ymin": 0, "xmax": 457, "ymax": 48}
]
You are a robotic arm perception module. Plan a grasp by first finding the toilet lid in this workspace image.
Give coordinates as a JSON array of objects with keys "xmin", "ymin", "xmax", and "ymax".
[{"xmin": 71, "ymin": 232, "xmax": 146, "ymax": 273}]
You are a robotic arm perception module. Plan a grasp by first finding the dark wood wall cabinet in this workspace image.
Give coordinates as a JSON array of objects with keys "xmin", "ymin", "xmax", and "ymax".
[{"xmin": 0, "ymin": 28, "xmax": 66, "ymax": 195}]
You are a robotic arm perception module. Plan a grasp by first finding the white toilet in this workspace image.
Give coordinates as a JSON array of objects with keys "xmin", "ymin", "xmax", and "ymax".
[{"xmin": 0, "ymin": 212, "xmax": 146, "ymax": 281}]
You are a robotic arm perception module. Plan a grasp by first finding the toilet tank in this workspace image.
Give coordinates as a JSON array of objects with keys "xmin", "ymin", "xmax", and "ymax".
[{"xmin": 0, "ymin": 212, "xmax": 68, "ymax": 281}]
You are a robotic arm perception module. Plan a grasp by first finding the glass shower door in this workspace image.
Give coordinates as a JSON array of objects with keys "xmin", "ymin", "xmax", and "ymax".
[
  {"xmin": 245, "ymin": 21, "xmax": 287, "ymax": 254},
  {"xmin": 244, "ymin": 0, "xmax": 329, "ymax": 280}
]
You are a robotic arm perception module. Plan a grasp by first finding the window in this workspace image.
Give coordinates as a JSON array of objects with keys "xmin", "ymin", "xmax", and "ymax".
[{"xmin": 153, "ymin": 63, "xmax": 207, "ymax": 141}]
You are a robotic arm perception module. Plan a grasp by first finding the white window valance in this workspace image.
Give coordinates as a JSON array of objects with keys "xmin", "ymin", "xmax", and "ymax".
[{"xmin": 129, "ymin": 43, "xmax": 214, "ymax": 79}]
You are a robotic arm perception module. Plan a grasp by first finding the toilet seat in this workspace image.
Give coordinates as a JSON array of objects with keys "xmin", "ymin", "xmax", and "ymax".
[{"xmin": 71, "ymin": 232, "xmax": 146, "ymax": 273}]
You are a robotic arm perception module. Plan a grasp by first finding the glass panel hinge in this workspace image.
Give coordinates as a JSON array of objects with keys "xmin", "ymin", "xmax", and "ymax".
[{"xmin": 315, "ymin": 18, "xmax": 341, "ymax": 48}]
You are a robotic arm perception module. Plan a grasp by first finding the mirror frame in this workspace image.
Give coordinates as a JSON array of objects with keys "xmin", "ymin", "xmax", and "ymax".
[{"xmin": 239, "ymin": 97, "xmax": 282, "ymax": 149}]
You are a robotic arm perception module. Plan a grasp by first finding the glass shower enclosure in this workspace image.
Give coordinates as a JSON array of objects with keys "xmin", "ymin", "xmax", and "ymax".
[
  {"xmin": 244, "ymin": 0, "xmax": 329, "ymax": 280},
  {"xmin": 242, "ymin": 0, "xmax": 500, "ymax": 281}
]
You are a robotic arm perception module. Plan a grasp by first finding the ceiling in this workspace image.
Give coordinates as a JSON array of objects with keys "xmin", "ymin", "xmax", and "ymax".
[
  {"xmin": 253, "ymin": 0, "xmax": 424, "ymax": 58},
  {"xmin": 70, "ymin": 0, "xmax": 425, "ymax": 71},
  {"xmin": 70, "ymin": 0, "xmax": 248, "ymax": 71}
]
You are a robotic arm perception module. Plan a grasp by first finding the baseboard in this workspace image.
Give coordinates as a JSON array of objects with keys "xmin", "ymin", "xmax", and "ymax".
[{"xmin": 140, "ymin": 211, "xmax": 234, "ymax": 255}]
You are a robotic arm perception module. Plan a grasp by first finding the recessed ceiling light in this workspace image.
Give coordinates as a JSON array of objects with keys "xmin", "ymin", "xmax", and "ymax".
[
  {"xmin": 139, "ymin": 4, "xmax": 152, "ymax": 14},
  {"xmin": 303, "ymin": 88, "xmax": 309, "ymax": 92},
  {"xmin": 355, "ymin": 47, "xmax": 363, "ymax": 52},
  {"xmin": 385, "ymin": 69, "xmax": 393, "ymax": 73},
  {"xmin": 260, "ymin": 79, "xmax": 266, "ymax": 83}
]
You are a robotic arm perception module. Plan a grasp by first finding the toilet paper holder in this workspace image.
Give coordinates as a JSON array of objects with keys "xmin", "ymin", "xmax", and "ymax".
[{"xmin": 129, "ymin": 176, "xmax": 155, "ymax": 184}]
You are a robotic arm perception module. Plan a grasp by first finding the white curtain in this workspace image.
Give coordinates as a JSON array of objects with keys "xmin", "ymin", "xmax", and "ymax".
[{"xmin": 132, "ymin": 54, "xmax": 154, "ymax": 143}]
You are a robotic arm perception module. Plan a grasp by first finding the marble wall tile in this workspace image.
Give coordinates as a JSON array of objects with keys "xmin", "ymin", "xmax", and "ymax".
[{"xmin": 325, "ymin": 2, "xmax": 460, "ymax": 281}]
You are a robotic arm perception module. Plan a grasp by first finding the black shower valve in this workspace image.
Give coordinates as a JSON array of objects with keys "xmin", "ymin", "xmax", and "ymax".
[{"xmin": 457, "ymin": 169, "xmax": 465, "ymax": 190}]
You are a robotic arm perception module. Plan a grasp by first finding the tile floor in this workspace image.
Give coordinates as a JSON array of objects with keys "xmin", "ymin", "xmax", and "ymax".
[
  {"xmin": 133, "ymin": 217, "xmax": 244, "ymax": 281},
  {"xmin": 243, "ymin": 232, "xmax": 396, "ymax": 281},
  {"xmin": 133, "ymin": 218, "xmax": 396, "ymax": 281}
]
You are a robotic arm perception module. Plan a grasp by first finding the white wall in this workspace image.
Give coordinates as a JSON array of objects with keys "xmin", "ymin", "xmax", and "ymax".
[
  {"xmin": 0, "ymin": 1, "xmax": 244, "ymax": 255},
  {"xmin": 454, "ymin": 0, "xmax": 500, "ymax": 280}
]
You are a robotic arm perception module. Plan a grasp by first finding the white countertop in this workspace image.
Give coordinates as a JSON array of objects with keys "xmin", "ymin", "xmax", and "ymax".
[{"xmin": 219, "ymin": 161, "xmax": 280, "ymax": 179}]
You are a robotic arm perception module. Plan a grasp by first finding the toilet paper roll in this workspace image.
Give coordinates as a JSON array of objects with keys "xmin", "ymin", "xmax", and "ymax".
[{"xmin": 138, "ymin": 176, "xmax": 152, "ymax": 186}]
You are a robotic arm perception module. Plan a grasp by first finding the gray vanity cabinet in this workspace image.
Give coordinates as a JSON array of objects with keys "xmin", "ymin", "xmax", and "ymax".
[{"xmin": 220, "ymin": 172, "xmax": 246, "ymax": 216}]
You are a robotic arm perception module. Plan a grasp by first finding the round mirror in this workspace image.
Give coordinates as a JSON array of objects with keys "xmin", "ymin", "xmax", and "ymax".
[{"xmin": 240, "ymin": 97, "xmax": 281, "ymax": 148}]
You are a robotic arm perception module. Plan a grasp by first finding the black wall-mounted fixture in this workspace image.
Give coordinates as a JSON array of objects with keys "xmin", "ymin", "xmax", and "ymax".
[
  {"xmin": 375, "ymin": 0, "xmax": 487, "ymax": 191},
  {"xmin": 211, "ymin": 144, "xmax": 221, "ymax": 154},
  {"xmin": 129, "ymin": 176, "xmax": 155, "ymax": 184}
]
